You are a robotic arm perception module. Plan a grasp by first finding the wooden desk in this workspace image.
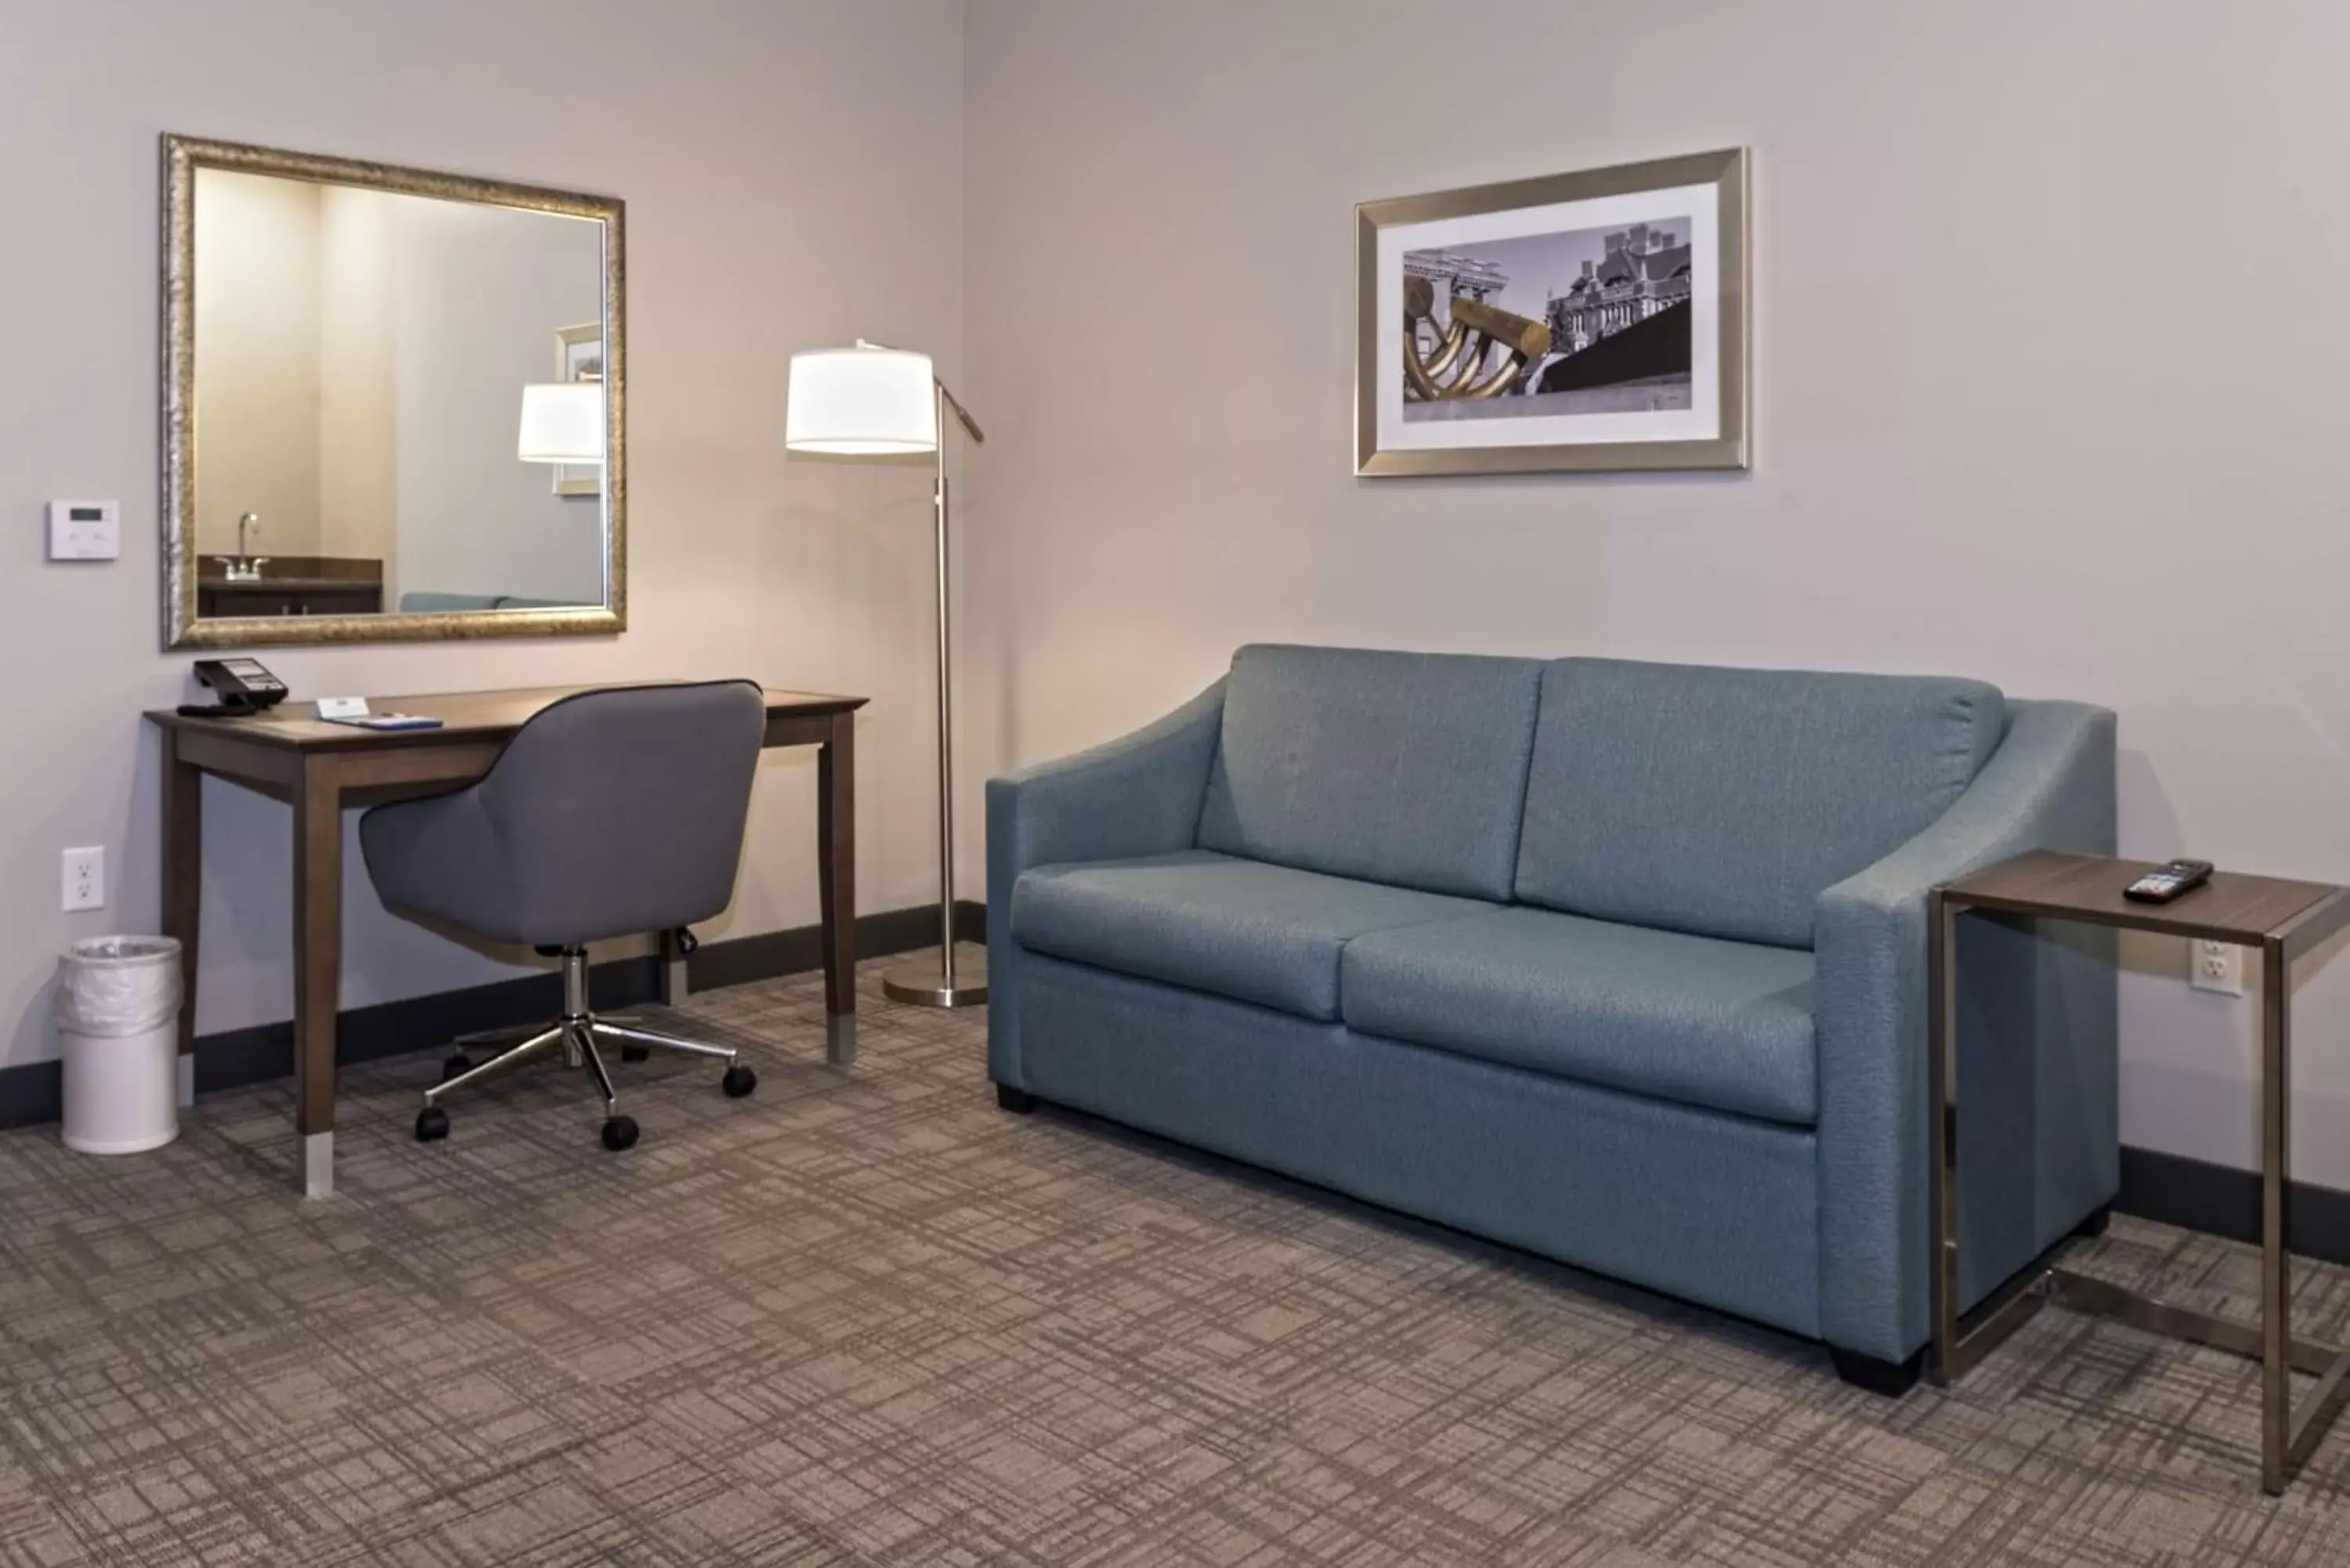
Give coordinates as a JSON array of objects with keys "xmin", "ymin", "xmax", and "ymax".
[{"xmin": 146, "ymin": 684, "xmax": 866, "ymax": 1198}]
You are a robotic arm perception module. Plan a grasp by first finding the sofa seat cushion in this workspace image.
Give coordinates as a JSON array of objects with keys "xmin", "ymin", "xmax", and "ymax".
[
  {"xmin": 1340, "ymin": 907, "xmax": 1818, "ymax": 1125},
  {"xmin": 1010, "ymin": 850, "xmax": 1493, "ymax": 1021}
]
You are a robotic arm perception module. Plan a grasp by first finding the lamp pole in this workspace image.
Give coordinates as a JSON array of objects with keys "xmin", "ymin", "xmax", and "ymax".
[{"xmin": 884, "ymin": 374, "xmax": 986, "ymax": 1007}]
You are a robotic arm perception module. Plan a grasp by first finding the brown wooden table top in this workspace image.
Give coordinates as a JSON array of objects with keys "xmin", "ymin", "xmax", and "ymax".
[
  {"xmin": 1943, "ymin": 849, "xmax": 2350, "ymax": 947},
  {"xmin": 146, "ymin": 682, "xmax": 866, "ymax": 753}
]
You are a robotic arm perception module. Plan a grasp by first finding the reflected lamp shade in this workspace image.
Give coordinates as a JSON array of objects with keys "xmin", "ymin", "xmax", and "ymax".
[
  {"xmin": 517, "ymin": 383, "xmax": 604, "ymax": 464},
  {"xmin": 785, "ymin": 345, "xmax": 938, "ymax": 455}
]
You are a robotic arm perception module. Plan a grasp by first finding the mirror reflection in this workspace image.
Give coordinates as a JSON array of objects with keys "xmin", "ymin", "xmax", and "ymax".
[{"xmin": 169, "ymin": 144, "xmax": 620, "ymax": 643}]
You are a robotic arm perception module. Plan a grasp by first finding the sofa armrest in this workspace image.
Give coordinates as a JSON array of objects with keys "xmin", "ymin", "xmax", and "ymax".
[
  {"xmin": 1813, "ymin": 699, "xmax": 2118, "ymax": 1363},
  {"xmin": 986, "ymin": 679, "xmax": 1226, "ymax": 877},
  {"xmin": 985, "ymin": 679, "xmax": 1226, "ymax": 1087}
]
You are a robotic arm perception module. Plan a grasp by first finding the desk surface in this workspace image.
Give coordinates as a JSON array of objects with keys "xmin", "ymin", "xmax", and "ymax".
[
  {"xmin": 1943, "ymin": 849, "xmax": 2349, "ymax": 948},
  {"xmin": 146, "ymin": 683, "xmax": 866, "ymax": 753}
]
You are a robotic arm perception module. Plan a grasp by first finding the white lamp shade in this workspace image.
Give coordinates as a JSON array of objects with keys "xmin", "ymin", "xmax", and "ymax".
[
  {"xmin": 517, "ymin": 383, "xmax": 605, "ymax": 464},
  {"xmin": 785, "ymin": 345, "xmax": 938, "ymax": 454}
]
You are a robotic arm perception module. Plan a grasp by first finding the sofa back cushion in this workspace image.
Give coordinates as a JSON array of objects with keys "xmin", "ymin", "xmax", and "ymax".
[
  {"xmin": 1195, "ymin": 644, "xmax": 1543, "ymax": 900},
  {"xmin": 1515, "ymin": 659, "xmax": 2006, "ymax": 947}
]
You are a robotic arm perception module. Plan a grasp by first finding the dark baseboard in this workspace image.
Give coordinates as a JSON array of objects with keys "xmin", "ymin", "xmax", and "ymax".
[
  {"xmin": 0, "ymin": 898, "xmax": 989, "ymax": 1133},
  {"xmin": 185, "ymin": 956, "xmax": 662, "ymax": 1101},
  {"xmin": 689, "ymin": 898, "xmax": 985, "ymax": 991},
  {"xmin": 2114, "ymin": 1145, "xmax": 2350, "ymax": 1267}
]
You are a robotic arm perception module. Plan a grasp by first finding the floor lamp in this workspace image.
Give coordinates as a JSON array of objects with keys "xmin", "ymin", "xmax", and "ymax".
[{"xmin": 785, "ymin": 341, "xmax": 986, "ymax": 1007}]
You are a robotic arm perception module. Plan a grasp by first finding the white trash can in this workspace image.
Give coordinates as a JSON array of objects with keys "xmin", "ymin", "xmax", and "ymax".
[{"xmin": 56, "ymin": 935, "xmax": 184, "ymax": 1155}]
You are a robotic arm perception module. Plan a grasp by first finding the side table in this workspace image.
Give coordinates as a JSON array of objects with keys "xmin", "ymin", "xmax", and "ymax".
[{"xmin": 1932, "ymin": 849, "xmax": 2350, "ymax": 1495}]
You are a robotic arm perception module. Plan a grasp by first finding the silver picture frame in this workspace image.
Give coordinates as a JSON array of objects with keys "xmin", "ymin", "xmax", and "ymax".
[{"xmin": 1356, "ymin": 147, "xmax": 1749, "ymax": 477}]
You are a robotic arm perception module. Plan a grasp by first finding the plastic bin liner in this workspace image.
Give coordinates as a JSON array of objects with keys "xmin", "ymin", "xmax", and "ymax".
[{"xmin": 55, "ymin": 937, "xmax": 183, "ymax": 1037}]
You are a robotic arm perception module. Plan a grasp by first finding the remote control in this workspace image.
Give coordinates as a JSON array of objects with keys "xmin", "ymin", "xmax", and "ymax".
[{"xmin": 2123, "ymin": 858, "xmax": 2214, "ymax": 903}]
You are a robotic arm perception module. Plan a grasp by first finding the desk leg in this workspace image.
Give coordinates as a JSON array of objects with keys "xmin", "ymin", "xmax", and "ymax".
[
  {"xmin": 161, "ymin": 732, "xmax": 201, "ymax": 1111},
  {"xmin": 819, "ymin": 712, "xmax": 857, "ymax": 1066},
  {"xmin": 291, "ymin": 763, "xmax": 342, "ymax": 1198}
]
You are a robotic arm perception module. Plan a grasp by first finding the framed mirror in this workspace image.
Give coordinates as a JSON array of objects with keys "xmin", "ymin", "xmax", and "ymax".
[{"xmin": 161, "ymin": 135, "xmax": 625, "ymax": 649}]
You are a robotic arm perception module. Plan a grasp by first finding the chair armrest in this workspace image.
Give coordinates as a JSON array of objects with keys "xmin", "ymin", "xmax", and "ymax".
[
  {"xmin": 985, "ymin": 680, "xmax": 1226, "ymax": 1086},
  {"xmin": 1813, "ymin": 699, "xmax": 2117, "ymax": 1362}
]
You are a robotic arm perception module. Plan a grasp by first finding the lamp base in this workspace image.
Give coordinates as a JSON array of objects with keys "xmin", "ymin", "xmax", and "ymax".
[{"xmin": 883, "ymin": 953, "xmax": 989, "ymax": 1009}]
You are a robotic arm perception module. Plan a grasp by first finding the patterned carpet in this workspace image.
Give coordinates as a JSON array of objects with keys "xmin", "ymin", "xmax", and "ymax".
[{"xmin": 3, "ymin": 948, "xmax": 2350, "ymax": 1565}]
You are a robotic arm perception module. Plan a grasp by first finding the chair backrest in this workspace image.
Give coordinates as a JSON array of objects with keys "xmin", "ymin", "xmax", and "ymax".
[{"xmin": 474, "ymin": 681, "xmax": 768, "ymax": 943}]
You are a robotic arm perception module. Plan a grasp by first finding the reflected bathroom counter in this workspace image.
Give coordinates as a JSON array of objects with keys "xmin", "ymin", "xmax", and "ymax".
[{"xmin": 196, "ymin": 556, "xmax": 385, "ymax": 617}]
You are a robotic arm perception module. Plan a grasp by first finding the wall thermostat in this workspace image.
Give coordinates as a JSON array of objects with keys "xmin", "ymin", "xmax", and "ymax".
[{"xmin": 46, "ymin": 500, "xmax": 120, "ymax": 561}]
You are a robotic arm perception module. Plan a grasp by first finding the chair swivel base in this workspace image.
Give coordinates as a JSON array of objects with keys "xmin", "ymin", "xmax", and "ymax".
[{"xmin": 414, "ymin": 949, "xmax": 754, "ymax": 1151}]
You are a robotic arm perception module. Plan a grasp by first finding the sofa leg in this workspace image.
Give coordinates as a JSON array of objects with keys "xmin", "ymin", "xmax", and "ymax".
[
  {"xmin": 1830, "ymin": 1346, "xmax": 1925, "ymax": 1399},
  {"xmin": 2072, "ymin": 1204, "xmax": 2112, "ymax": 1240},
  {"xmin": 996, "ymin": 1083, "xmax": 1036, "ymax": 1115}
]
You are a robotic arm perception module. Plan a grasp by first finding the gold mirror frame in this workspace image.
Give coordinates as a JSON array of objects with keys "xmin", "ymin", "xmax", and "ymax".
[{"xmin": 161, "ymin": 133, "xmax": 627, "ymax": 649}]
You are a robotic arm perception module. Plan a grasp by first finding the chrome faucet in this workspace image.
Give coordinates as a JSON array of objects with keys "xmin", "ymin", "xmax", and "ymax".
[{"xmin": 215, "ymin": 513, "xmax": 269, "ymax": 580}]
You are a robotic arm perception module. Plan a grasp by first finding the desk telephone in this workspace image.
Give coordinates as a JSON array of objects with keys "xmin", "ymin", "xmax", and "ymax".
[{"xmin": 179, "ymin": 657, "xmax": 290, "ymax": 717}]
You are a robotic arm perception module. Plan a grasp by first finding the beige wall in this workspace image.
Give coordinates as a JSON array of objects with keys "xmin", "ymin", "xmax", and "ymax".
[
  {"xmin": 219, "ymin": 181, "xmax": 607, "ymax": 605},
  {"xmin": 387, "ymin": 196, "xmax": 606, "ymax": 606},
  {"xmin": 191, "ymin": 168, "xmax": 322, "ymax": 558},
  {"xmin": 0, "ymin": 0, "xmax": 964, "ymax": 1062},
  {"xmin": 963, "ymin": 1, "xmax": 2350, "ymax": 1184},
  {"xmin": 316, "ymin": 185, "xmax": 398, "ymax": 576}
]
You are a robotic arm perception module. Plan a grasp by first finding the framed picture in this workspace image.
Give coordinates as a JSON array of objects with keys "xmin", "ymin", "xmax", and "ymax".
[
  {"xmin": 553, "ymin": 322, "xmax": 605, "ymax": 497},
  {"xmin": 1355, "ymin": 147, "xmax": 1748, "ymax": 476}
]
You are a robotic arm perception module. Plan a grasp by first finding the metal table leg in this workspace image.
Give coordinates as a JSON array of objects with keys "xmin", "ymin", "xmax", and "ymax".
[{"xmin": 1930, "ymin": 898, "xmax": 2350, "ymax": 1495}]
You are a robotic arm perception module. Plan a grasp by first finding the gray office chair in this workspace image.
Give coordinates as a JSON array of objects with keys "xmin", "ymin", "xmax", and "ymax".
[{"xmin": 360, "ymin": 681, "xmax": 768, "ymax": 1152}]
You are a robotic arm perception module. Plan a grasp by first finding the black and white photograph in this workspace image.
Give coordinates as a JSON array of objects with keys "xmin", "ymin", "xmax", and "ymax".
[
  {"xmin": 1357, "ymin": 146, "xmax": 1749, "ymax": 475},
  {"xmin": 1402, "ymin": 219, "xmax": 1694, "ymax": 422}
]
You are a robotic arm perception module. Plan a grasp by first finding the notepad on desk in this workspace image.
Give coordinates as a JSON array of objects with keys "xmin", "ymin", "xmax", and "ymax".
[{"xmin": 321, "ymin": 712, "xmax": 443, "ymax": 731}]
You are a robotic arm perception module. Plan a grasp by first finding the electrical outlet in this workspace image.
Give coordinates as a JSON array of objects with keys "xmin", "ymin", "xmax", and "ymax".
[
  {"xmin": 2189, "ymin": 938, "xmax": 2243, "ymax": 997},
  {"xmin": 61, "ymin": 847, "xmax": 104, "ymax": 912}
]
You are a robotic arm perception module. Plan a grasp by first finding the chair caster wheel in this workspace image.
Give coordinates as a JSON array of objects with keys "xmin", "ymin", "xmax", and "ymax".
[
  {"xmin": 722, "ymin": 1064, "xmax": 757, "ymax": 1099},
  {"xmin": 601, "ymin": 1115, "xmax": 639, "ymax": 1151},
  {"xmin": 440, "ymin": 1053, "xmax": 471, "ymax": 1083},
  {"xmin": 621, "ymin": 1046, "xmax": 650, "ymax": 1063},
  {"xmin": 416, "ymin": 1106, "xmax": 450, "ymax": 1143}
]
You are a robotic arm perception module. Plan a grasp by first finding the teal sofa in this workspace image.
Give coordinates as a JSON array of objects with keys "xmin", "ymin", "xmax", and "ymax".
[
  {"xmin": 985, "ymin": 645, "xmax": 2118, "ymax": 1389},
  {"xmin": 397, "ymin": 591, "xmax": 584, "ymax": 612}
]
